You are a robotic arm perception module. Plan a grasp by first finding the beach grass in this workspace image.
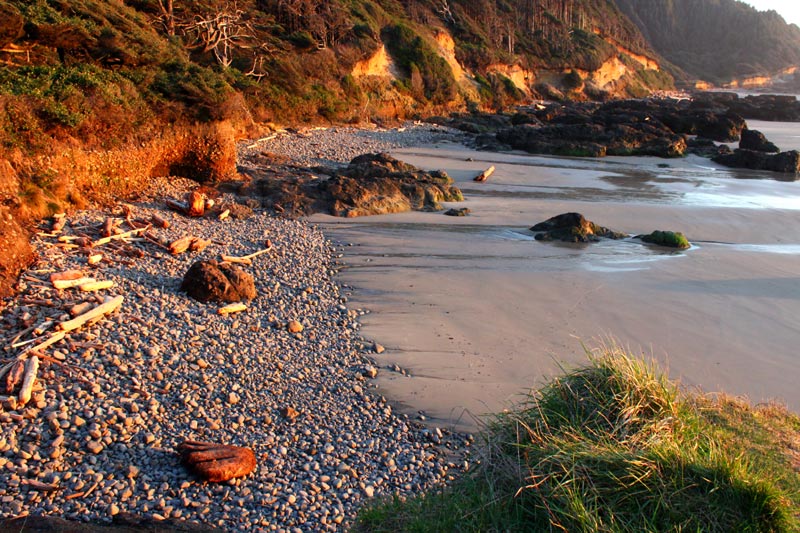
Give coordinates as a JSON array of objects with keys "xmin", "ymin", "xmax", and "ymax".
[{"xmin": 355, "ymin": 345, "xmax": 800, "ymax": 532}]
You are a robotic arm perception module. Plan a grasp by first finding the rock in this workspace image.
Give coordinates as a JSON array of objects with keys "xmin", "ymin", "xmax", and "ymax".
[
  {"xmin": 320, "ymin": 153, "xmax": 463, "ymax": 217},
  {"xmin": 177, "ymin": 440, "xmax": 256, "ymax": 483},
  {"xmin": 638, "ymin": 230, "xmax": 690, "ymax": 249},
  {"xmin": 180, "ymin": 261, "xmax": 256, "ymax": 303},
  {"xmin": 530, "ymin": 213, "xmax": 626, "ymax": 243},
  {"xmin": 739, "ymin": 128, "xmax": 780, "ymax": 153},
  {"xmin": 373, "ymin": 343, "xmax": 385, "ymax": 354},
  {"xmin": 86, "ymin": 441, "xmax": 104, "ymax": 454},
  {"xmin": 287, "ymin": 320, "xmax": 304, "ymax": 333},
  {"xmin": 218, "ymin": 202, "xmax": 254, "ymax": 220},
  {"xmin": 713, "ymin": 149, "xmax": 800, "ymax": 174},
  {"xmin": 686, "ymin": 137, "xmax": 732, "ymax": 158},
  {"xmin": 444, "ymin": 208, "xmax": 470, "ymax": 217},
  {"xmin": 280, "ymin": 406, "xmax": 299, "ymax": 421},
  {"xmin": 362, "ymin": 366, "xmax": 378, "ymax": 379}
]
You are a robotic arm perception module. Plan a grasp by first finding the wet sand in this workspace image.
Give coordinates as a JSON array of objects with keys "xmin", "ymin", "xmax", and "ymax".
[{"xmin": 312, "ymin": 137, "xmax": 800, "ymax": 432}]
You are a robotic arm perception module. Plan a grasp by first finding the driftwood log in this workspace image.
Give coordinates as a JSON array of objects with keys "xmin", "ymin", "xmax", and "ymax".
[
  {"xmin": 18, "ymin": 356, "xmax": 39, "ymax": 405},
  {"xmin": 474, "ymin": 165, "xmax": 496, "ymax": 182},
  {"xmin": 59, "ymin": 296, "xmax": 124, "ymax": 333}
]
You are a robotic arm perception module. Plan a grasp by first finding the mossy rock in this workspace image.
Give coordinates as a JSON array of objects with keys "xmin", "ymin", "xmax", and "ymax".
[{"xmin": 639, "ymin": 230, "xmax": 690, "ymax": 249}]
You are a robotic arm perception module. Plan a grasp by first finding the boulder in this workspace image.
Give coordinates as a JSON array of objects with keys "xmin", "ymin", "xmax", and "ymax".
[
  {"xmin": 180, "ymin": 261, "xmax": 256, "ymax": 303},
  {"xmin": 530, "ymin": 213, "xmax": 627, "ymax": 243},
  {"xmin": 739, "ymin": 128, "xmax": 779, "ymax": 153},
  {"xmin": 638, "ymin": 230, "xmax": 690, "ymax": 249},
  {"xmin": 444, "ymin": 207, "xmax": 470, "ymax": 216},
  {"xmin": 319, "ymin": 153, "xmax": 463, "ymax": 217},
  {"xmin": 712, "ymin": 149, "xmax": 800, "ymax": 174},
  {"xmin": 177, "ymin": 440, "xmax": 256, "ymax": 483}
]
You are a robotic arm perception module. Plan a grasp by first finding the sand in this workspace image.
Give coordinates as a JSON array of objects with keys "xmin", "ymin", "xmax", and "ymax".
[{"xmin": 312, "ymin": 132, "xmax": 800, "ymax": 432}]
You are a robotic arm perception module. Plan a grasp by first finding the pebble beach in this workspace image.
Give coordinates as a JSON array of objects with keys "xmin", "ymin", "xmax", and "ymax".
[{"xmin": 0, "ymin": 124, "xmax": 470, "ymax": 531}]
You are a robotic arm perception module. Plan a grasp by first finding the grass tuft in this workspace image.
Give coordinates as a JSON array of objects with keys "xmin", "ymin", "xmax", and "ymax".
[{"xmin": 356, "ymin": 345, "xmax": 800, "ymax": 532}]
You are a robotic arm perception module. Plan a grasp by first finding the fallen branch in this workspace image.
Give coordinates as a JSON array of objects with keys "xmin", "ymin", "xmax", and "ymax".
[
  {"xmin": 220, "ymin": 242, "xmax": 272, "ymax": 265},
  {"xmin": 53, "ymin": 277, "xmax": 96, "ymax": 290},
  {"xmin": 22, "ymin": 479, "xmax": 62, "ymax": 492},
  {"xmin": 27, "ymin": 331, "xmax": 66, "ymax": 353},
  {"xmin": 18, "ymin": 355, "xmax": 39, "ymax": 405},
  {"xmin": 93, "ymin": 227, "xmax": 148, "ymax": 247},
  {"xmin": 59, "ymin": 295, "xmax": 124, "ymax": 333},
  {"xmin": 473, "ymin": 165, "xmax": 495, "ymax": 182},
  {"xmin": 79, "ymin": 280, "xmax": 115, "ymax": 292},
  {"xmin": 218, "ymin": 303, "xmax": 247, "ymax": 315}
]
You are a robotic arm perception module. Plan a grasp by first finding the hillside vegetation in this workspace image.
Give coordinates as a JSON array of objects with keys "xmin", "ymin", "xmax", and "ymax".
[
  {"xmin": 0, "ymin": 0, "xmax": 674, "ymax": 296},
  {"xmin": 615, "ymin": 0, "xmax": 800, "ymax": 85},
  {"xmin": 357, "ymin": 347, "xmax": 800, "ymax": 532}
]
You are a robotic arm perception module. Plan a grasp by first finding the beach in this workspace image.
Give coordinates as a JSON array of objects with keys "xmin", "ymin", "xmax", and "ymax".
[{"xmin": 311, "ymin": 123, "xmax": 800, "ymax": 432}]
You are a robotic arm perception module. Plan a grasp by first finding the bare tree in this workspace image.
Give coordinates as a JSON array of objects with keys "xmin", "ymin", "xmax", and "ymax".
[{"xmin": 156, "ymin": 0, "xmax": 175, "ymax": 36}]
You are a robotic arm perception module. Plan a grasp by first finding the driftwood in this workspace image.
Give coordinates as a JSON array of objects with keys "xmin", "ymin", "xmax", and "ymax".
[
  {"xmin": 22, "ymin": 479, "xmax": 62, "ymax": 492},
  {"xmin": 79, "ymin": 280, "xmax": 115, "ymax": 292},
  {"xmin": 18, "ymin": 356, "xmax": 39, "ymax": 405},
  {"xmin": 169, "ymin": 236, "xmax": 194, "ymax": 255},
  {"xmin": 59, "ymin": 295, "xmax": 124, "ymax": 333},
  {"xmin": 87, "ymin": 253, "xmax": 103, "ymax": 266},
  {"xmin": 94, "ymin": 227, "xmax": 148, "ymax": 247},
  {"xmin": 52, "ymin": 214, "xmax": 67, "ymax": 233},
  {"xmin": 218, "ymin": 303, "xmax": 247, "ymax": 315},
  {"xmin": 218, "ymin": 209, "xmax": 230, "ymax": 221},
  {"xmin": 70, "ymin": 302, "xmax": 93, "ymax": 317},
  {"xmin": 28, "ymin": 331, "xmax": 66, "ymax": 353},
  {"xmin": 50, "ymin": 270, "xmax": 84, "ymax": 283},
  {"xmin": 221, "ymin": 243, "xmax": 272, "ymax": 265},
  {"xmin": 4, "ymin": 360, "xmax": 24, "ymax": 394},
  {"xmin": 53, "ymin": 277, "xmax": 95, "ymax": 290},
  {"xmin": 151, "ymin": 214, "xmax": 170, "ymax": 229},
  {"xmin": 474, "ymin": 165, "xmax": 496, "ymax": 182},
  {"xmin": 101, "ymin": 218, "xmax": 115, "ymax": 238},
  {"xmin": 34, "ymin": 321, "xmax": 54, "ymax": 335}
]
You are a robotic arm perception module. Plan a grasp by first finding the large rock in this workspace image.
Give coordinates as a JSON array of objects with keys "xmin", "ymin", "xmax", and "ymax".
[
  {"xmin": 739, "ymin": 128, "xmax": 779, "ymax": 153},
  {"xmin": 177, "ymin": 440, "xmax": 256, "ymax": 483},
  {"xmin": 530, "ymin": 213, "xmax": 627, "ymax": 243},
  {"xmin": 319, "ymin": 153, "xmax": 463, "ymax": 217},
  {"xmin": 712, "ymin": 149, "xmax": 800, "ymax": 174},
  {"xmin": 180, "ymin": 261, "xmax": 256, "ymax": 303}
]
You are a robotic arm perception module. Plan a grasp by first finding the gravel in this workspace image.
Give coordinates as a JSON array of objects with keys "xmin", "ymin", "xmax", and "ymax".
[{"xmin": 0, "ymin": 124, "xmax": 472, "ymax": 532}]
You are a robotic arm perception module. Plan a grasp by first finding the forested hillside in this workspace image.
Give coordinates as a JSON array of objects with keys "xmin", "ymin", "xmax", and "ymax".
[{"xmin": 615, "ymin": 0, "xmax": 800, "ymax": 84}]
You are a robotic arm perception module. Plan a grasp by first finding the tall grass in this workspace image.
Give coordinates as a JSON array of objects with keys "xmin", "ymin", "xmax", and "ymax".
[{"xmin": 356, "ymin": 345, "xmax": 800, "ymax": 532}]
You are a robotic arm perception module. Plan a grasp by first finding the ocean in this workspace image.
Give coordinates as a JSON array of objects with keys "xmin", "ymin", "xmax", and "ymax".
[{"xmin": 313, "ymin": 114, "xmax": 800, "ymax": 432}]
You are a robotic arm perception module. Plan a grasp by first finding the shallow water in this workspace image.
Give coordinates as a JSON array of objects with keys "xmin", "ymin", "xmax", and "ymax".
[{"xmin": 314, "ymin": 121, "xmax": 800, "ymax": 431}]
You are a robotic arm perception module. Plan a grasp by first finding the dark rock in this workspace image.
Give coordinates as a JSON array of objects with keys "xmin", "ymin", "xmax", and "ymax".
[
  {"xmin": 530, "ymin": 212, "xmax": 627, "ymax": 243},
  {"xmin": 444, "ymin": 208, "xmax": 470, "ymax": 216},
  {"xmin": 638, "ymin": 230, "xmax": 690, "ymax": 249},
  {"xmin": 713, "ymin": 149, "xmax": 800, "ymax": 174},
  {"xmin": 177, "ymin": 440, "xmax": 256, "ymax": 483},
  {"xmin": 0, "ymin": 514, "xmax": 224, "ymax": 532},
  {"xmin": 694, "ymin": 92, "xmax": 800, "ymax": 122},
  {"xmin": 739, "ymin": 128, "xmax": 779, "ymax": 153},
  {"xmin": 686, "ymin": 137, "xmax": 733, "ymax": 158},
  {"xmin": 181, "ymin": 261, "xmax": 256, "ymax": 303},
  {"xmin": 319, "ymin": 153, "xmax": 463, "ymax": 217},
  {"xmin": 218, "ymin": 201, "xmax": 254, "ymax": 219}
]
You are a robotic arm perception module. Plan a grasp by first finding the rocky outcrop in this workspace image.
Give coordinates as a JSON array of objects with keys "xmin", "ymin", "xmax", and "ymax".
[
  {"xmin": 739, "ymin": 128, "xmax": 779, "ymax": 153},
  {"xmin": 180, "ymin": 261, "xmax": 256, "ymax": 303},
  {"xmin": 530, "ymin": 213, "xmax": 627, "ymax": 243},
  {"xmin": 713, "ymin": 149, "xmax": 800, "ymax": 174},
  {"xmin": 695, "ymin": 93, "xmax": 800, "ymax": 122},
  {"xmin": 321, "ymin": 153, "xmax": 462, "ymax": 217},
  {"xmin": 177, "ymin": 440, "xmax": 257, "ymax": 483}
]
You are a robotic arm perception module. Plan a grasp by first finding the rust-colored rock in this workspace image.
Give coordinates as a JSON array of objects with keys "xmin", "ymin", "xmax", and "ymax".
[
  {"xmin": 180, "ymin": 260, "xmax": 256, "ymax": 303},
  {"xmin": 177, "ymin": 440, "xmax": 256, "ymax": 483}
]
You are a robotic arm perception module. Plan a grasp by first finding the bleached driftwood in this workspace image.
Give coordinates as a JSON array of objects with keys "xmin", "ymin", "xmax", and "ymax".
[
  {"xmin": 79, "ymin": 280, "xmax": 115, "ymax": 292},
  {"xmin": 474, "ymin": 165, "xmax": 495, "ymax": 182},
  {"xmin": 27, "ymin": 331, "xmax": 66, "ymax": 353},
  {"xmin": 221, "ymin": 242, "xmax": 272, "ymax": 265},
  {"xmin": 218, "ymin": 303, "xmax": 247, "ymax": 315},
  {"xmin": 59, "ymin": 295, "xmax": 124, "ymax": 333},
  {"xmin": 53, "ymin": 277, "xmax": 96, "ymax": 290},
  {"xmin": 94, "ymin": 227, "xmax": 148, "ymax": 247},
  {"xmin": 218, "ymin": 209, "xmax": 230, "ymax": 221},
  {"xmin": 18, "ymin": 355, "xmax": 39, "ymax": 405},
  {"xmin": 87, "ymin": 253, "xmax": 103, "ymax": 266},
  {"xmin": 169, "ymin": 236, "xmax": 194, "ymax": 255}
]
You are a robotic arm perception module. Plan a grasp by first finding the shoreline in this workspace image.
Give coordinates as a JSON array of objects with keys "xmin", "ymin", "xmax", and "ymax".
[{"xmin": 0, "ymin": 169, "xmax": 469, "ymax": 530}]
